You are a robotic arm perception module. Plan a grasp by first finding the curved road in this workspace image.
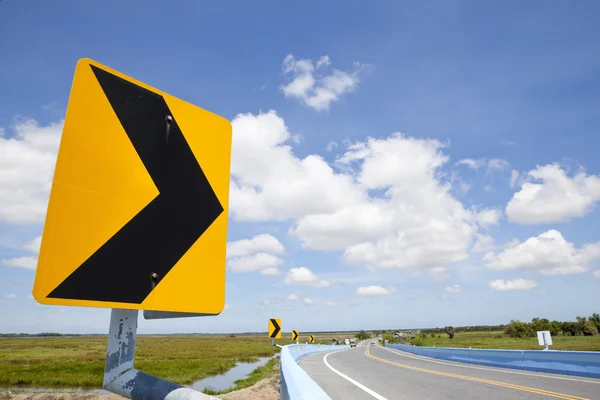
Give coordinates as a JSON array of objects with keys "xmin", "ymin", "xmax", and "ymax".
[{"xmin": 298, "ymin": 344, "xmax": 600, "ymax": 399}]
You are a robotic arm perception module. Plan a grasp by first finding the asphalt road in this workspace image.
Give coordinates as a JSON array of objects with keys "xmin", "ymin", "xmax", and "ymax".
[{"xmin": 298, "ymin": 344, "xmax": 600, "ymax": 400}]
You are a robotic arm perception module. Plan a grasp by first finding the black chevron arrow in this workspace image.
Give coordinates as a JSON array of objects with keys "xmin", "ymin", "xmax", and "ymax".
[
  {"xmin": 292, "ymin": 330, "xmax": 298, "ymax": 340},
  {"xmin": 269, "ymin": 319, "xmax": 281, "ymax": 338},
  {"xmin": 310, "ymin": 335, "xmax": 314, "ymax": 343},
  {"xmin": 48, "ymin": 64, "xmax": 224, "ymax": 304}
]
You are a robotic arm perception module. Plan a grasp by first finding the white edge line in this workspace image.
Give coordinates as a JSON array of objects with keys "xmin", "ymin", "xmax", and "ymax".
[
  {"xmin": 380, "ymin": 346, "xmax": 600, "ymax": 385},
  {"xmin": 323, "ymin": 350, "xmax": 389, "ymax": 400}
]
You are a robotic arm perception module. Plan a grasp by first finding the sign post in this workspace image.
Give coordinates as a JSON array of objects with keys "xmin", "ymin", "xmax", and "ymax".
[
  {"xmin": 31, "ymin": 58, "xmax": 232, "ymax": 400},
  {"xmin": 537, "ymin": 330, "xmax": 552, "ymax": 350}
]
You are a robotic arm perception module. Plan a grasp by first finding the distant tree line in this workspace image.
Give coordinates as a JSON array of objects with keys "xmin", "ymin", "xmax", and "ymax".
[
  {"xmin": 504, "ymin": 314, "xmax": 599, "ymax": 338},
  {"xmin": 422, "ymin": 324, "xmax": 506, "ymax": 335},
  {"xmin": 0, "ymin": 332, "xmax": 86, "ymax": 337}
]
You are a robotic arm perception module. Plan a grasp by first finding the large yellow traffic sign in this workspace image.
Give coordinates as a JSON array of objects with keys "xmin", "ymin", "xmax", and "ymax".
[
  {"xmin": 269, "ymin": 318, "xmax": 281, "ymax": 339},
  {"xmin": 32, "ymin": 58, "xmax": 232, "ymax": 314}
]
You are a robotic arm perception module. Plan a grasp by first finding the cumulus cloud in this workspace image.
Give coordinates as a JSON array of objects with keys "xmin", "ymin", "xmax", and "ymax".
[
  {"xmin": 0, "ymin": 119, "xmax": 63, "ymax": 224},
  {"xmin": 506, "ymin": 164, "xmax": 600, "ymax": 224},
  {"xmin": 594, "ymin": 270, "xmax": 600, "ymax": 279},
  {"xmin": 489, "ymin": 279, "xmax": 538, "ymax": 291},
  {"xmin": 286, "ymin": 293, "xmax": 300, "ymax": 301},
  {"xmin": 284, "ymin": 267, "xmax": 330, "ymax": 287},
  {"xmin": 23, "ymin": 236, "xmax": 42, "ymax": 254},
  {"xmin": 2, "ymin": 293, "xmax": 17, "ymax": 299},
  {"xmin": 227, "ymin": 234, "xmax": 284, "ymax": 257},
  {"xmin": 476, "ymin": 209, "xmax": 502, "ymax": 227},
  {"xmin": 445, "ymin": 284, "xmax": 461, "ymax": 293},
  {"xmin": 483, "ymin": 230, "xmax": 600, "ymax": 276},
  {"xmin": 0, "ymin": 256, "xmax": 37, "ymax": 270},
  {"xmin": 355, "ymin": 285, "xmax": 395, "ymax": 296},
  {"xmin": 303, "ymin": 298, "xmax": 314, "ymax": 305},
  {"xmin": 229, "ymin": 111, "xmax": 365, "ymax": 221},
  {"xmin": 230, "ymin": 111, "xmax": 496, "ymax": 278},
  {"xmin": 226, "ymin": 234, "xmax": 285, "ymax": 275},
  {"xmin": 228, "ymin": 252, "xmax": 283, "ymax": 274},
  {"xmin": 472, "ymin": 234, "xmax": 497, "ymax": 253},
  {"xmin": 280, "ymin": 54, "xmax": 363, "ymax": 111}
]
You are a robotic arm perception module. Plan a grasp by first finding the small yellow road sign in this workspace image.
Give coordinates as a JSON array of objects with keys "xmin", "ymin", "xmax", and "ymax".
[
  {"xmin": 292, "ymin": 330, "xmax": 299, "ymax": 341},
  {"xmin": 32, "ymin": 58, "xmax": 232, "ymax": 314},
  {"xmin": 269, "ymin": 319, "xmax": 281, "ymax": 339},
  {"xmin": 309, "ymin": 335, "xmax": 315, "ymax": 343}
]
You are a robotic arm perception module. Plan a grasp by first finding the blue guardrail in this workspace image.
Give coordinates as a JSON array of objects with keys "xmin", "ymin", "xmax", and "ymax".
[
  {"xmin": 386, "ymin": 343, "xmax": 600, "ymax": 379},
  {"xmin": 279, "ymin": 344, "xmax": 348, "ymax": 400}
]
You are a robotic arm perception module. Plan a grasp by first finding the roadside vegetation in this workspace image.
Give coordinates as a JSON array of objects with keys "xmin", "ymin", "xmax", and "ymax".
[
  {"xmin": 0, "ymin": 332, "xmax": 351, "ymax": 390},
  {"xmin": 380, "ymin": 314, "xmax": 600, "ymax": 351},
  {"xmin": 0, "ymin": 335, "xmax": 287, "ymax": 389},
  {"xmin": 401, "ymin": 330, "xmax": 600, "ymax": 351}
]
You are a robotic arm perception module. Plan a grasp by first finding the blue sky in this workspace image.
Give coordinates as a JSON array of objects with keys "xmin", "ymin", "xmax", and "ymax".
[{"xmin": 1, "ymin": 1, "xmax": 599, "ymax": 334}]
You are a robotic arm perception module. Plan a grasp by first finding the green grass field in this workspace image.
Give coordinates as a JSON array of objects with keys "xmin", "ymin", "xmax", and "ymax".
[
  {"xmin": 406, "ymin": 330, "xmax": 600, "ymax": 351},
  {"xmin": 0, "ymin": 335, "xmax": 288, "ymax": 389},
  {"xmin": 0, "ymin": 333, "xmax": 346, "ymax": 391}
]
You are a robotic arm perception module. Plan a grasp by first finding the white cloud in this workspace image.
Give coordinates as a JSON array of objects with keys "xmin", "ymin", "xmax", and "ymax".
[
  {"xmin": 303, "ymin": 298, "xmax": 314, "ymax": 305},
  {"xmin": 594, "ymin": 270, "xmax": 600, "ymax": 279},
  {"xmin": 286, "ymin": 293, "xmax": 300, "ymax": 301},
  {"xmin": 476, "ymin": 209, "xmax": 501, "ymax": 227},
  {"xmin": 230, "ymin": 111, "xmax": 365, "ymax": 221},
  {"xmin": 1, "ymin": 256, "xmax": 37, "ymax": 270},
  {"xmin": 230, "ymin": 111, "xmax": 499, "ymax": 278},
  {"xmin": 260, "ymin": 267, "xmax": 282, "ymax": 276},
  {"xmin": 456, "ymin": 158, "xmax": 509, "ymax": 173},
  {"xmin": 445, "ymin": 284, "xmax": 461, "ymax": 293},
  {"xmin": 472, "ymin": 234, "xmax": 496, "ymax": 253},
  {"xmin": 280, "ymin": 54, "xmax": 362, "ymax": 111},
  {"xmin": 483, "ymin": 230, "xmax": 600, "ymax": 276},
  {"xmin": 487, "ymin": 159, "xmax": 510, "ymax": 172},
  {"xmin": 0, "ymin": 119, "xmax": 63, "ymax": 224},
  {"xmin": 489, "ymin": 279, "xmax": 538, "ymax": 291},
  {"xmin": 224, "ymin": 303, "xmax": 231, "ymax": 310},
  {"xmin": 326, "ymin": 141, "xmax": 338, "ymax": 152},
  {"xmin": 284, "ymin": 267, "xmax": 330, "ymax": 287},
  {"xmin": 228, "ymin": 253, "xmax": 283, "ymax": 273},
  {"xmin": 484, "ymin": 185, "xmax": 494, "ymax": 192},
  {"xmin": 227, "ymin": 234, "xmax": 284, "ymax": 257},
  {"xmin": 456, "ymin": 158, "xmax": 485, "ymax": 169},
  {"xmin": 510, "ymin": 170, "xmax": 519, "ymax": 189},
  {"xmin": 322, "ymin": 300, "xmax": 339, "ymax": 306},
  {"xmin": 2, "ymin": 293, "xmax": 17, "ymax": 299},
  {"xmin": 506, "ymin": 164, "xmax": 600, "ymax": 224},
  {"xmin": 23, "ymin": 236, "xmax": 42, "ymax": 254},
  {"xmin": 355, "ymin": 285, "xmax": 395, "ymax": 296},
  {"xmin": 226, "ymin": 234, "xmax": 285, "ymax": 275},
  {"xmin": 28, "ymin": 294, "xmax": 34, "ymax": 300}
]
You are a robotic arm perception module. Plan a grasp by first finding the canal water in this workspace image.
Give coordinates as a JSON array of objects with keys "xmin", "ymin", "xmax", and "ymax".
[{"xmin": 191, "ymin": 356, "xmax": 273, "ymax": 392}]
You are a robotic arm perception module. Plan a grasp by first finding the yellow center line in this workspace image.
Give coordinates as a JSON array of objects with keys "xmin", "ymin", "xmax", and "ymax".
[{"xmin": 364, "ymin": 347, "xmax": 589, "ymax": 400}]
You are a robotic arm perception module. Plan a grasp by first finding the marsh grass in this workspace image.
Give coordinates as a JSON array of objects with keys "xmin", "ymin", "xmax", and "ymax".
[
  {"xmin": 406, "ymin": 331, "xmax": 600, "ymax": 351},
  {"xmin": 0, "ymin": 335, "xmax": 288, "ymax": 388}
]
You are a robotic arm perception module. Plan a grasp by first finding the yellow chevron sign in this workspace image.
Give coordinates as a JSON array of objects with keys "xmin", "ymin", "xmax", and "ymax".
[{"xmin": 32, "ymin": 58, "xmax": 232, "ymax": 314}]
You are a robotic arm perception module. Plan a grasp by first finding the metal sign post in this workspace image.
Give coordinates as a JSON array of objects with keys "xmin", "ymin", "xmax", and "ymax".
[{"xmin": 104, "ymin": 309, "xmax": 219, "ymax": 400}]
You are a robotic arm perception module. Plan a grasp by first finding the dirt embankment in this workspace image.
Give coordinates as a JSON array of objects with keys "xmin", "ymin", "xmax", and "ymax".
[{"xmin": 0, "ymin": 376, "xmax": 280, "ymax": 400}]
